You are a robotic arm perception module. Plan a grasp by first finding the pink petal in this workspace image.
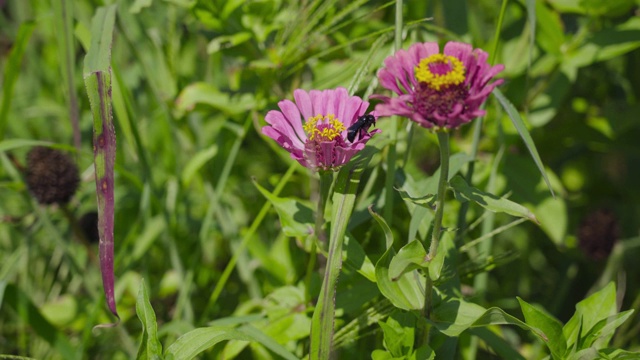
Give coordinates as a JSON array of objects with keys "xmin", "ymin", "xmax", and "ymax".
[
  {"xmin": 310, "ymin": 89, "xmax": 324, "ymax": 117},
  {"xmin": 334, "ymin": 87, "xmax": 349, "ymax": 122},
  {"xmin": 277, "ymin": 101, "xmax": 308, "ymax": 144},
  {"xmin": 294, "ymin": 89, "xmax": 313, "ymax": 120},
  {"xmin": 265, "ymin": 109, "xmax": 305, "ymax": 149},
  {"xmin": 384, "ymin": 51, "xmax": 413, "ymax": 94},
  {"xmin": 378, "ymin": 68, "xmax": 402, "ymax": 95}
]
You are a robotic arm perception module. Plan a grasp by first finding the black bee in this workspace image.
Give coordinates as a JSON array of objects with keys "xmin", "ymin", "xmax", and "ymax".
[{"xmin": 347, "ymin": 113, "xmax": 376, "ymax": 142}]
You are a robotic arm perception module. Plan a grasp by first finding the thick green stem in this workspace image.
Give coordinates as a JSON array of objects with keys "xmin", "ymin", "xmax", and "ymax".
[
  {"xmin": 315, "ymin": 171, "xmax": 333, "ymax": 243},
  {"xmin": 429, "ymin": 132, "xmax": 450, "ymax": 257},
  {"xmin": 306, "ymin": 171, "xmax": 332, "ymax": 303},
  {"xmin": 419, "ymin": 131, "xmax": 450, "ymax": 345}
]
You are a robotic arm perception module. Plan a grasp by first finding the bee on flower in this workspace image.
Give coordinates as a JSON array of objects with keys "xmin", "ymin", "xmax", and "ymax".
[{"xmin": 262, "ymin": 87, "xmax": 380, "ymax": 172}]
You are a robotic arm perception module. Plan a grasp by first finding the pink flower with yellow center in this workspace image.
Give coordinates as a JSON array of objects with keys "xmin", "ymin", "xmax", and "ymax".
[
  {"xmin": 262, "ymin": 87, "xmax": 380, "ymax": 172},
  {"xmin": 373, "ymin": 41, "xmax": 504, "ymax": 129}
]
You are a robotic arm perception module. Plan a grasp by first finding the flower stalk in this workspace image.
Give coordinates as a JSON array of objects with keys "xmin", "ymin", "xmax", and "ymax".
[
  {"xmin": 315, "ymin": 171, "xmax": 333, "ymax": 243},
  {"xmin": 419, "ymin": 131, "xmax": 450, "ymax": 345}
]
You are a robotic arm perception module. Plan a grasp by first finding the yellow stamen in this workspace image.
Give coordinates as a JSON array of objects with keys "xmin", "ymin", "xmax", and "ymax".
[
  {"xmin": 415, "ymin": 54, "xmax": 466, "ymax": 91},
  {"xmin": 303, "ymin": 114, "xmax": 346, "ymax": 141}
]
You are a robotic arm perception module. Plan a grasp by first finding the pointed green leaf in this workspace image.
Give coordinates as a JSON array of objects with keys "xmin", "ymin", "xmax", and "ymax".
[
  {"xmin": 396, "ymin": 189, "xmax": 436, "ymax": 209},
  {"xmin": 165, "ymin": 327, "xmax": 251, "ymax": 360},
  {"xmin": 493, "ymin": 87, "xmax": 554, "ymax": 197},
  {"xmin": 450, "ymin": 175, "xmax": 538, "ymax": 223},
  {"xmin": 136, "ymin": 281, "xmax": 163, "ymax": 360},
  {"xmin": 343, "ymin": 234, "xmax": 376, "ymax": 282},
  {"xmin": 389, "ymin": 240, "xmax": 428, "ymax": 281},
  {"xmin": 598, "ymin": 348, "xmax": 640, "ymax": 359},
  {"xmin": 518, "ymin": 297, "xmax": 567, "ymax": 359},
  {"xmin": 582, "ymin": 310, "xmax": 634, "ymax": 350},
  {"xmin": 371, "ymin": 207, "xmax": 424, "ymax": 311},
  {"xmin": 429, "ymin": 232, "xmax": 454, "ymax": 282},
  {"xmin": 378, "ymin": 312, "xmax": 417, "ymax": 357},
  {"xmin": 564, "ymin": 282, "xmax": 617, "ymax": 348},
  {"xmin": 431, "ymin": 298, "xmax": 547, "ymax": 344},
  {"xmin": 83, "ymin": 5, "xmax": 117, "ymax": 75}
]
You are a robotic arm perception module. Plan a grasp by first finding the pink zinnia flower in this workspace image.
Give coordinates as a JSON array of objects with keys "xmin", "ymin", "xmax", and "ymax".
[
  {"xmin": 373, "ymin": 41, "xmax": 504, "ymax": 129},
  {"xmin": 262, "ymin": 87, "xmax": 380, "ymax": 172}
]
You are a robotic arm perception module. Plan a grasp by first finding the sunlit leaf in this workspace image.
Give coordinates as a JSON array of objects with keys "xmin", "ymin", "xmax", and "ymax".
[{"xmin": 449, "ymin": 175, "xmax": 538, "ymax": 223}]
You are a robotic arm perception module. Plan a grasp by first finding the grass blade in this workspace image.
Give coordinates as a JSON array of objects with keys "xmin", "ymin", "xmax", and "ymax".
[{"xmin": 493, "ymin": 87, "xmax": 555, "ymax": 197}]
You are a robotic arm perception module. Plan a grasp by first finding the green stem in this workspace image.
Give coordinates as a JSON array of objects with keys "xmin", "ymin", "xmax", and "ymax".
[
  {"xmin": 419, "ymin": 131, "xmax": 450, "ymax": 345},
  {"xmin": 429, "ymin": 132, "xmax": 450, "ymax": 257},
  {"xmin": 310, "ymin": 151, "xmax": 372, "ymax": 359},
  {"xmin": 315, "ymin": 171, "xmax": 333, "ymax": 243},
  {"xmin": 307, "ymin": 171, "xmax": 332, "ymax": 303}
]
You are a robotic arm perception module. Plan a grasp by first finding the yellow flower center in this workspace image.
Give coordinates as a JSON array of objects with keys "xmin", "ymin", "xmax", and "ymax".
[
  {"xmin": 415, "ymin": 54, "xmax": 466, "ymax": 91},
  {"xmin": 303, "ymin": 114, "xmax": 346, "ymax": 141}
]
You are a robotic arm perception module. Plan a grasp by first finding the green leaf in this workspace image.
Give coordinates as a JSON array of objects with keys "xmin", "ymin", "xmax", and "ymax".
[
  {"xmin": 449, "ymin": 175, "xmax": 538, "ymax": 223},
  {"xmin": 181, "ymin": 144, "xmax": 218, "ymax": 186},
  {"xmin": 164, "ymin": 327, "xmax": 251, "ymax": 360},
  {"xmin": 379, "ymin": 312, "xmax": 416, "ymax": 357},
  {"xmin": 174, "ymin": 82, "xmax": 261, "ymax": 117},
  {"xmin": 253, "ymin": 180, "xmax": 314, "ymax": 237},
  {"xmin": 470, "ymin": 328, "xmax": 526, "ymax": 360},
  {"xmin": 136, "ymin": 281, "xmax": 163, "ymax": 360},
  {"xmin": 410, "ymin": 344, "xmax": 435, "ymax": 360},
  {"xmin": 343, "ymin": 234, "xmax": 377, "ymax": 282},
  {"xmin": 518, "ymin": 297, "xmax": 567, "ymax": 359},
  {"xmin": 0, "ymin": 21, "xmax": 35, "ymax": 140},
  {"xmin": 207, "ymin": 32, "xmax": 253, "ymax": 53},
  {"xmin": 396, "ymin": 189, "xmax": 436, "ymax": 209},
  {"xmin": 564, "ymin": 282, "xmax": 617, "ymax": 349},
  {"xmin": 581, "ymin": 310, "xmax": 634, "ymax": 350},
  {"xmin": 234, "ymin": 325, "xmax": 300, "ymax": 360},
  {"xmin": 371, "ymin": 207, "xmax": 424, "ymax": 311},
  {"xmin": 502, "ymin": 156, "xmax": 567, "ymax": 245},
  {"xmin": 389, "ymin": 240, "xmax": 428, "ymax": 281},
  {"xmin": 431, "ymin": 298, "xmax": 547, "ymax": 343},
  {"xmin": 429, "ymin": 232, "xmax": 454, "ymax": 282},
  {"xmin": 598, "ymin": 348, "xmax": 640, "ymax": 359},
  {"xmin": 83, "ymin": 5, "xmax": 117, "ymax": 75},
  {"xmin": 493, "ymin": 87, "xmax": 555, "ymax": 197},
  {"xmin": 564, "ymin": 17, "xmax": 640, "ymax": 68},
  {"xmin": 534, "ymin": 0, "xmax": 565, "ymax": 56}
]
